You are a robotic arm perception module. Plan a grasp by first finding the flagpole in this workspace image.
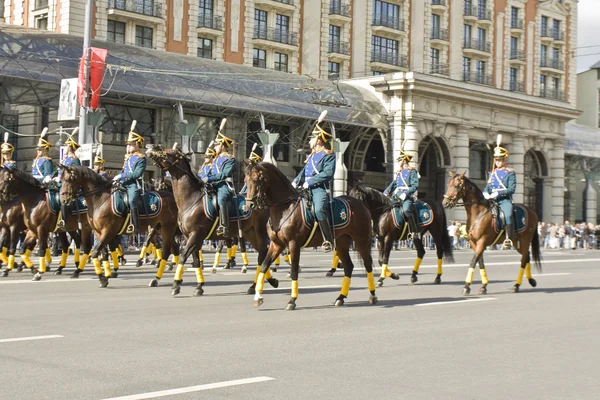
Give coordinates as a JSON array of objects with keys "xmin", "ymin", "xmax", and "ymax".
[{"xmin": 78, "ymin": 0, "xmax": 94, "ymax": 146}]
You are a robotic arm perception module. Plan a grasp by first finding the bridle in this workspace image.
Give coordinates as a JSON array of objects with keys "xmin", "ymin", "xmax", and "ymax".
[
  {"xmin": 442, "ymin": 178, "xmax": 464, "ymax": 208},
  {"xmin": 0, "ymin": 171, "xmax": 15, "ymax": 202},
  {"xmin": 245, "ymin": 168, "xmax": 306, "ymax": 209}
]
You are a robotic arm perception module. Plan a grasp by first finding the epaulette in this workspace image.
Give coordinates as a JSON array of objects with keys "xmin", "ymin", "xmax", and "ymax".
[
  {"xmin": 135, "ymin": 151, "xmax": 145, "ymax": 157},
  {"xmin": 325, "ymin": 149, "xmax": 334, "ymax": 155},
  {"xmin": 506, "ymin": 167, "xmax": 514, "ymax": 172},
  {"xmin": 44, "ymin": 156, "xmax": 52, "ymax": 160}
]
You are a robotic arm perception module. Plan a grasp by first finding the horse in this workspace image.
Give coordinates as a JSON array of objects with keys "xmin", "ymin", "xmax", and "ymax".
[
  {"xmin": 244, "ymin": 161, "xmax": 378, "ymax": 310},
  {"xmin": 442, "ymin": 171, "xmax": 542, "ymax": 295},
  {"xmin": 145, "ymin": 144, "xmax": 278, "ymax": 297},
  {"xmin": 0, "ymin": 196, "xmax": 27, "ymax": 275},
  {"xmin": 59, "ymin": 165, "xmax": 180, "ymax": 288},
  {"xmin": 0, "ymin": 167, "xmax": 93, "ymax": 280},
  {"xmin": 348, "ymin": 184, "xmax": 454, "ymax": 286}
]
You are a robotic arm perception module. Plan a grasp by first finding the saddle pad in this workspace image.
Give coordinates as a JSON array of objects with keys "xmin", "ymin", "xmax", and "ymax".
[
  {"xmin": 202, "ymin": 194, "xmax": 252, "ymax": 222},
  {"xmin": 301, "ymin": 197, "xmax": 351, "ymax": 230},
  {"xmin": 45, "ymin": 190, "xmax": 88, "ymax": 215},
  {"xmin": 493, "ymin": 204, "xmax": 528, "ymax": 234},
  {"xmin": 391, "ymin": 200, "xmax": 434, "ymax": 230},
  {"xmin": 111, "ymin": 191, "xmax": 162, "ymax": 218}
]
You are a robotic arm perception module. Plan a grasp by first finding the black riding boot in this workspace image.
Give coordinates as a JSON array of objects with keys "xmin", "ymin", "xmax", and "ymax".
[
  {"xmin": 407, "ymin": 207, "xmax": 421, "ymax": 240},
  {"xmin": 218, "ymin": 207, "xmax": 230, "ymax": 238},
  {"xmin": 318, "ymin": 218, "xmax": 335, "ymax": 253},
  {"xmin": 58, "ymin": 204, "xmax": 69, "ymax": 230},
  {"xmin": 504, "ymin": 223, "xmax": 514, "ymax": 248},
  {"xmin": 130, "ymin": 208, "xmax": 141, "ymax": 234}
]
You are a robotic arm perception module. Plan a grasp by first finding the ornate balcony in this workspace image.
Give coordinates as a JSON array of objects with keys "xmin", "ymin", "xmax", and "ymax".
[
  {"xmin": 253, "ymin": 27, "xmax": 298, "ymax": 47},
  {"xmin": 463, "ymin": 71, "xmax": 492, "ymax": 86},
  {"xmin": 371, "ymin": 51, "xmax": 408, "ymax": 68},
  {"xmin": 107, "ymin": 0, "xmax": 164, "ymax": 19}
]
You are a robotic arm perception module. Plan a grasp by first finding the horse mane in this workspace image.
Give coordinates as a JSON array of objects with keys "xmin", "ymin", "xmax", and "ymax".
[
  {"xmin": 9, "ymin": 168, "xmax": 45, "ymax": 189},
  {"xmin": 349, "ymin": 183, "xmax": 391, "ymax": 207},
  {"xmin": 172, "ymin": 151, "xmax": 204, "ymax": 186},
  {"xmin": 461, "ymin": 175, "xmax": 488, "ymax": 204},
  {"xmin": 68, "ymin": 166, "xmax": 111, "ymax": 187},
  {"xmin": 247, "ymin": 162, "xmax": 296, "ymax": 192}
]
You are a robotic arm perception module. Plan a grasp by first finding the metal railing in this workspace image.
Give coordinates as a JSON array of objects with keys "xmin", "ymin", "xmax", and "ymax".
[
  {"xmin": 431, "ymin": 28, "xmax": 448, "ymax": 41},
  {"xmin": 510, "ymin": 18, "xmax": 524, "ymax": 29},
  {"xmin": 329, "ymin": 0, "xmax": 350, "ymax": 17},
  {"xmin": 328, "ymin": 40, "xmax": 350, "ymax": 55},
  {"xmin": 372, "ymin": 16, "xmax": 405, "ymax": 31},
  {"xmin": 253, "ymin": 59, "xmax": 267, "ymax": 69},
  {"xmin": 510, "ymin": 49, "xmax": 524, "ymax": 60},
  {"xmin": 35, "ymin": 0, "xmax": 48, "ymax": 9},
  {"xmin": 273, "ymin": 0, "xmax": 294, "ymax": 5},
  {"xmin": 509, "ymin": 81, "xmax": 524, "ymax": 92},
  {"xmin": 253, "ymin": 27, "xmax": 298, "ymax": 46},
  {"xmin": 540, "ymin": 88, "xmax": 565, "ymax": 101},
  {"xmin": 463, "ymin": 38, "xmax": 491, "ymax": 53},
  {"xmin": 463, "ymin": 71, "xmax": 492, "ymax": 86},
  {"xmin": 328, "ymin": 72, "xmax": 340, "ymax": 81},
  {"xmin": 198, "ymin": 14, "xmax": 223, "ymax": 30},
  {"xmin": 431, "ymin": 0, "xmax": 446, "ymax": 5},
  {"xmin": 107, "ymin": 0, "xmax": 163, "ymax": 18},
  {"xmin": 371, "ymin": 51, "xmax": 408, "ymax": 67},
  {"xmin": 464, "ymin": 5, "xmax": 491, "ymax": 20},
  {"xmin": 540, "ymin": 57, "xmax": 564, "ymax": 70},
  {"xmin": 541, "ymin": 27, "xmax": 564, "ymax": 40},
  {"xmin": 430, "ymin": 63, "xmax": 449, "ymax": 75}
]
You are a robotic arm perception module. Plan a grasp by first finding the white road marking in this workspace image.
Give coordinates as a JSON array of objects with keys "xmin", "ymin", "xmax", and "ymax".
[
  {"xmin": 532, "ymin": 272, "xmax": 571, "ymax": 277},
  {"xmin": 100, "ymin": 377, "xmax": 275, "ymax": 400},
  {"xmin": 0, "ymin": 335, "xmax": 64, "ymax": 343},
  {"xmin": 0, "ymin": 278, "xmax": 94, "ymax": 285},
  {"xmin": 388, "ymin": 258, "xmax": 600, "ymax": 270},
  {"xmin": 415, "ymin": 298, "xmax": 498, "ymax": 307},
  {"xmin": 266, "ymin": 284, "xmax": 339, "ymax": 291}
]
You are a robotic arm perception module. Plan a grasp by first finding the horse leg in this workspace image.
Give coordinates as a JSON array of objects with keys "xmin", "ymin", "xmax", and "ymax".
[
  {"xmin": 247, "ymin": 232, "xmax": 278, "ymax": 295},
  {"xmin": 52, "ymin": 232, "xmax": 69, "ymax": 275},
  {"xmin": 273, "ymin": 252, "xmax": 280, "ymax": 272},
  {"xmin": 71, "ymin": 232, "xmax": 91, "ymax": 278},
  {"xmin": 285, "ymin": 240, "xmax": 301, "ymax": 310},
  {"xmin": 253, "ymin": 242, "xmax": 284, "ymax": 307},
  {"xmin": 377, "ymin": 234, "xmax": 399, "ymax": 287},
  {"xmin": 410, "ymin": 236, "xmax": 427, "ymax": 284},
  {"xmin": 513, "ymin": 248, "xmax": 533, "ymax": 293},
  {"xmin": 325, "ymin": 250, "xmax": 340, "ymax": 277},
  {"xmin": 334, "ymin": 236, "xmax": 354, "ymax": 306},
  {"xmin": 91, "ymin": 235, "xmax": 112, "ymax": 288},
  {"xmin": 211, "ymin": 240, "xmax": 225, "ymax": 274},
  {"xmin": 433, "ymin": 232, "xmax": 444, "ymax": 284},
  {"xmin": 136, "ymin": 229, "xmax": 155, "ymax": 267},
  {"xmin": 68, "ymin": 230, "xmax": 81, "ymax": 270},
  {"xmin": 238, "ymin": 238, "xmax": 249, "ymax": 273},
  {"xmin": 107, "ymin": 239, "xmax": 120, "ymax": 278},
  {"xmin": 32, "ymin": 228, "xmax": 49, "ymax": 281},
  {"xmin": 0, "ymin": 228, "xmax": 8, "ymax": 267},
  {"xmin": 225, "ymin": 239, "xmax": 237, "ymax": 269},
  {"xmin": 477, "ymin": 257, "xmax": 489, "ymax": 295},
  {"xmin": 356, "ymin": 233, "xmax": 378, "ymax": 305},
  {"xmin": 149, "ymin": 229, "xmax": 173, "ymax": 288},
  {"xmin": 20, "ymin": 231, "xmax": 36, "ymax": 273},
  {"xmin": 463, "ymin": 241, "xmax": 485, "ymax": 296},
  {"xmin": 172, "ymin": 232, "xmax": 200, "ymax": 296}
]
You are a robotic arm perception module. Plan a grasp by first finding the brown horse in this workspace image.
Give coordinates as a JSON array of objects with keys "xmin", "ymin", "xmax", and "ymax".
[
  {"xmin": 442, "ymin": 171, "xmax": 541, "ymax": 295},
  {"xmin": 0, "ymin": 167, "xmax": 93, "ymax": 280},
  {"xmin": 349, "ymin": 184, "xmax": 454, "ymax": 286},
  {"xmin": 244, "ymin": 161, "xmax": 378, "ymax": 310},
  {"xmin": 0, "ymin": 196, "xmax": 26, "ymax": 275},
  {"xmin": 60, "ymin": 165, "xmax": 179, "ymax": 288},
  {"xmin": 145, "ymin": 144, "xmax": 278, "ymax": 297}
]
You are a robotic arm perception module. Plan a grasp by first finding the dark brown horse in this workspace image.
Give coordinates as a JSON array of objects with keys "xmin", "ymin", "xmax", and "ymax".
[
  {"xmin": 349, "ymin": 184, "xmax": 454, "ymax": 286},
  {"xmin": 145, "ymin": 144, "xmax": 278, "ymax": 296},
  {"xmin": 442, "ymin": 171, "xmax": 541, "ymax": 295},
  {"xmin": 59, "ymin": 165, "xmax": 179, "ymax": 288},
  {"xmin": 0, "ymin": 167, "xmax": 93, "ymax": 280},
  {"xmin": 0, "ymin": 196, "xmax": 26, "ymax": 275},
  {"xmin": 244, "ymin": 162, "xmax": 378, "ymax": 310}
]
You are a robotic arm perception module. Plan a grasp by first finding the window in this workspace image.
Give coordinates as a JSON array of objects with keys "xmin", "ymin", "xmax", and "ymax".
[
  {"xmin": 107, "ymin": 20, "xmax": 126, "ymax": 44},
  {"xmin": 463, "ymin": 56, "xmax": 471, "ymax": 79},
  {"xmin": 199, "ymin": 0, "xmax": 213, "ymax": 26},
  {"xmin": 329, "ymin": 25, "xmax": 341, "ymax": 52},
  {"xmin": 372, "ymin": 71, "xmax": 385, "ymax": 76},
  {"xmin": 477, "ymin": 27, "xmax": 486, "ymax": 42},
  {"xmin": 541, "ymin": 44, "xmax": 547, "ymax": 61},
  {"xmin": 463, "ymin": 24, "xmax": 472, "ymax": 46},
  {"xmin": 254, "ymin": 9, "xmax": 267, "ymax": 38},
  {"xmin": 509, "ymin": 67, "xmax": 518, "ymax": 91},
  {"xmin": 541, "ymin": 16, "xmax": 548, "ymax": 35},
  {"xmin": 274, "ymin": 52, "xmax": 288, "ymax": 72},
  {"xmin": 197, "ymin": 37, "xmax": 213, "ymax": 59},
  {"xmin": 36, "ymin": 16, "xmax": 48, "ymax": 30},
  {"xmin": 540, "ymin": 74, "xmax": 547, "ymax": 94},
  {"xmin": 510, "ymin": 36, "xmax": 518, "ymax": 58},
  {"xmin": 373, "ymin": 0, "xmax": 400, "ymax": 29},
  {"xmin": 469, "ymin": 148, "xmax": 488, "ymax": 181},
  {"xmin": 328, "ymin": 61, "xmax": 340, "ymax": 80},
  {"xmin": 431, "ymin": 14, "xmax": 441, "ymax": 38},
  {"xmin": 253, "ymin": 48, "xmax": 266, "ymax": 68},
  {"xmin": 275, "ymin": 14, "xmax": 289, "ymax": 42},
  {"xmin": 552, "ymin": 46, "xmax": 560, "ymax": 60},
  {"xmin": 135, "ymin": 26, "xmax": 153, "ymax": 48},
  {"xmin": 552, "ymin": 19, "xmax": 560, "ymax": 36},
  {"xmin": 372, "ymin": 35, "xmax": 399, "ymax": 64},
  {"xmin": 430, "ymin": 47, "xmax": 440, "ymax": 72},
  {"xmin": 476, "ymin": 60, "xmax": 485, "ymax": 77},
  {"xmin": 552, "ymin": 77, "xmax": 560, "ymax": 91},
  {"xmin": 511, "ymin": 6, "xmax": 519, "ymax": 27}
]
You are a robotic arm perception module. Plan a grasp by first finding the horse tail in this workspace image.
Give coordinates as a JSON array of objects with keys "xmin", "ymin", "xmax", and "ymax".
[
  {"xmin": 531, "ymin": 227, "xmax": 542, "ymax": 273},
  {"xmin": 439, "ymin": 205, "xmax": 455, "ymax": 263}
]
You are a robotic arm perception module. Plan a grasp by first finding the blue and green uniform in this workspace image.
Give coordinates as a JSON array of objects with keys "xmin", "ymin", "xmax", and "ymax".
[
  {"xmin": 97, "ymin": 171, "xmax": 109, "ymax": 180},
  {"xmin": 198, "ymin": 164, "xmax": 211, "ymax": 180},
  {"xmin": 207, "ymin": 154, "xmax": 235, "ymax": 208},
  {"xmin": 292, "ymin": 150, "xmax": 336, "ymax": 221},
  {"xmin": 384, "ymin": 168, "xmax": 419, "ymax": 219},
  {"xmin": 59, "ymin": 155, "xmax": 81, "ymax": 223},
  {"xmin": 484, "ymin": 167, "xmax": 516, "ymax": 224},
  {"xmin": 32, "ymin": 157, "xmax": 54, "ymax": 182},
  {"xmin": 119, "ymin": 152, "xmax": 146, "ymax": 212},
  {"xmin": 3, "ymin": 160, "xmax": 16, "ymax": 170}
]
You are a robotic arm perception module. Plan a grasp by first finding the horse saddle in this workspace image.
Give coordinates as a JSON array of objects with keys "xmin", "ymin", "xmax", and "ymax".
[
  {"xmin": 390, "ymin": 200, "xmax": 434, "ymax": 229},
  {"xmin": 202, "ymin": 194, "xmax": 252, "ymax": 222},
  {"xmin": 300, "ymin": 197, "xmax": 351, "ymax": 230},
  {"xmin": 46, "ymin": 190, "xmax": 87, "ymax": 216},
  {"xmin": 111, "ymin": 190, "xmax": 163, "ymax": 218},
  {"xmin": 491, "ymin": 203, "xmax": 528, "ymax": 234}
]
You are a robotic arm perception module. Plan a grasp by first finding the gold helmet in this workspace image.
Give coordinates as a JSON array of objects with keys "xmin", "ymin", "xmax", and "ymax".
[
  {"xmin": 396, "ymin": 149, "xmax": 413, "ymax": 163},
  {"xmin": 312, "ymin": 110, "xmax": 332, "ymax": 144},
  {"xmin": 214, "ymin": 118, "xmax": 233, "ymax": 148},
  {"xmin": 93, "ymin": 154, "xmax": 105, "ymax": 165},
  {"xmin": 37, "ymin": 127, "xmax": 52, "ymax": 150},
  {"xmin": 248, "ymin": 143, "xmax": 262, "ymax": 163},
  {"xmin": 493, "ymin": 133, "xmax": 509, "ymax": 159},
  {"xmin": 126, "ymin": 120, "xmax": 143, "ymax": 146},
  {"xmin": 65, "ymin": 134, "xmax": 81, "ymax": 150},
  {"xmin": 1, "ymin": 132, "xmax": 14, "ymax": 153},
  {"xmin": 204, "ymin": 147, "xmax": 217, "ymax": 158}
]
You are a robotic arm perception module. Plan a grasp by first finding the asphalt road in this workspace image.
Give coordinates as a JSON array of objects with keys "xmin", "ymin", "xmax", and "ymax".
[{"xmin": 1, "ymin": 247, "xmax": 599, "ymax": 400}]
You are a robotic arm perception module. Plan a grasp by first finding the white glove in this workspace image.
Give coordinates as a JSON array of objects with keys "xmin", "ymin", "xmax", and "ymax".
[
  {"xmin": 291, "ymin": 181, "xmax": 298, "ymax": 189},
  {"xmin": 43, "ymin": 176, "xmax": 51, "ymax": 184},
  {"xmin": 483, "ymin": 192, "xmax": 491, "ymax": 199},
  {"xmin": 302, "ymin": 182, "xmax": 310, "ymax": 190},
  {"xmin": 490, "ymin": 191, "xmax": 498, "ymax": 198},
  {"xmin": 201, "ymin": 176, "xmax": 209, "ymax": 184},
  {"xmin": 53, "ymin": 176, "xmax": 61, "ymax": 183},
  {"xmin": 400, "ymin": 192, "xmax": 407, "ymax": 201},
  {"xmin": 112, "ymin": 174, "xmax": 122, "ymax": 182}
]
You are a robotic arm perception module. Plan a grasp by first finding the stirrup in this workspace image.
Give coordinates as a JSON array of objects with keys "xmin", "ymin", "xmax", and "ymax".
[
  {"xmin": 503, "ymin": 238, "xmax": 513, "ymax": 249},
  {"xmin": 126, "ymin": 224, "xmax": 135, "ymax": 234},
  {"xmin": 57, "ymin": 220, "xmax": 66, "ymax": 230},
  {"xmin": 322, "ymin": 241, "xmax": 333, "ymax": 253}
]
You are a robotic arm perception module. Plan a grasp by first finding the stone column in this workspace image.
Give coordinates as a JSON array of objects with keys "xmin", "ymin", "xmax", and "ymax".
[
  {"xmin": 402, "ymin": 119, "xmax": 420, "ymax": 169},
  {"xmin": 551, "ymin": 140, "xmax": 565, "ymax": 223},
  {"xmin": 586, "ymin": 178, "xmax": 597, "ymax": 225},
  {"xmin": 389, "ymin": 112, "xmax": 403, "ymax": 173},
  {"xmin": 509, "ymin": 134, "xmax": 525, "ymax": 204},
  {"xmin": 333, "ymin": 141, "xmax": 350, "ymax": 197},
  {"xmin": 451, "ymin": 125, "xmax": 470, "ymax": 222}
]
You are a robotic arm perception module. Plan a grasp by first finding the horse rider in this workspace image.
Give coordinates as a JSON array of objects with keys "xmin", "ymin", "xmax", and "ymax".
[
  {"xmin": 32, "ymin": 130, "xmax": 54, "ymax": 184},
  {"xmin": 200, "ymin": 133, "xmax": 235, "ymax": 237},
  {"xmin": 483, "ymin": 141, "xmax": 516, "ymax": 249},
  {"xmin": 57, "ymin": 135, "xmax": 81, "ymax": 229},
  {"xmin": 240, "ymin": 145, "xmax": 262, "ymax": 195},
  {"xmin": 291, "ymin": 123, "xmax": 336, "ymax": 252},
  {"xmin": 197, "ymin": 147, "xmax": 216, "ymax": 180},
  {"xmin": 384, "ymin": 150, "xmax": 420, "ymax": 240},
  {"xmin": 93, "ymin": 154, "xmax": 109, "ymax": 180},
  {"xmin": 113, "ymin": 128, "xmax": 146, "ymax": 234},
  {"xmin": 1, "ymin": 136, "xmax": 17, "ymax": 170}
]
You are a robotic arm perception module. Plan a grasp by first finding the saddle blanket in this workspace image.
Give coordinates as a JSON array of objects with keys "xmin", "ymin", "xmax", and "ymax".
[
  {"xmin": 300, "ymin": 197, "xmax": 351, "ymax": 230},
  {"xmin": 493, "ymin": 204, "xmax": 528, "ymax": 234},
  {"xmin": 111, "ymin": 191, "xmax": 163, "ymax": 218},
  {"xmin": 46, "ymin": 190, "xmax": 87, "ymax": 215},
  {"xmin": 202, "ymin": 194, "xmax": 252, "ymax": 221},
  {"xmin": 391, "ymin": 200, "xmax": 434, "ymax": 229}
]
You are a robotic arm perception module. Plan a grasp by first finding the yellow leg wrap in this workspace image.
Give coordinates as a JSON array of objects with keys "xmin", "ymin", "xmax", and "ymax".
[
  {"xmin": 74, "ymin": 248, "xmax": 81, "ymax": 264},
  {"xmin": 38, "ymin": 257, "xmax": 46, "ymax": 273},
  {"xmin": 213, "ymin": 252, "xmax": 221, "ymax": 268},
  {"xmin": 479, "ymin": 268, "xmax": 489, "ymax": 285},
  {"xmin": 274, "ymin": 255, "xmax": 280, "ymax": 266},
  {"xmin": 367, "ymin": 271, "xmax": 376, "ymax": 292},
  {"xmin": 195, "ymin": 267, "xmax": 205, "ymax": 283},
  {"xmin": 103, "ymin": 260, "xmax": 112, "ymax": 278},
  {"xmin": 45, "ymin": 248, "xmax": 52, "ymax": 264},
  {"xmin": 78, "ymin": 253, "xmax": 89, "ymax": 270},
  {"xmin": 226, "ymin": 247, "xmax": 232, "ymax": 259},
  {"xmin": 291, "ymin": 280, "xmax": 299, "ymax": 298},
  {"xmin": 139, "ymin": 246, "xmax": 147, "ymax": 259},
  {"xmin": 198, "ymin": 250, "xmax": 204, "ymax": 262},
  {"xmin": 22, "ymin": 249, "xmax": 33, "ymax": 268},
  {"xmin": 156, "ymin": 249, "xmax": 162, "ymax": 261},
  {"xmin": 256, "ymin": 272, "xmax": 266, "ymax": 293},
  {"xmin": 341, "ymin": 276, "xmax": 351, "ymax": 297},
  {"xmin": 525, "ymin": 263, "xmax": 532, "ymax": 280},
  {"xmin": 173, "ymin": 255, "xmax": 180, "ymax": 265},
  {"xmin": 116, "ymin": 246, "xmax": 123, "ymax": 257},
  {"xmin": 284, "ymin": 254, "xmax": 290, "ymax": 264},
  {"xmin": 156, "ymin": 259, "xmax": 167, "ymax": 279},
  {"xmin": 93, "ymin": 258, "xmax": 102, "ymax": 275},
  {"xmin": 437, "ymin": 259, "xmax": 443, "ymax": 275},
  {"xmin": 60, "ymin": 252, "xmax": 68, "ymax": 267},
  {"xmin": 332, "ymin": 253, "xmax": 340, "ymax": 270},
  {"xmin": 232, "ymin": 244, "xmax": 238, "ymax": 258},
  {"xmin": 174, "ymin": 264, "xmax": 185, "ymax": 281},
  {"xmin": 253, "ymin": 266, "xmax": 261, "ymax": 283},
  {"xmin": 242, "ymin": 252, "xmax": 249, "ymax": 265},
  {"xmin": 147, "ymin": 243, "xmax": 154, "ymax": 255},
  {"xmin": 380, "ymin": 264, "xmax": 392, "ymax": 279},
  {"xmin": 0, "ymin": 247, "xmax": 8, "ymax": 264},
  {"xmin": 111, "ymin": 251, "xmax": 119, "ymax": 270},
  {"xmin": 413, "ymin": 257, "xmax": 423, "ymax": 273},
  {"xmin": 265, "ymin": 270, "xmax": 273, "ymax": 280},
  {"xmin": 7, "ymin": 254, "xmax": 15, "ymax": 270},
  {"xmin": 466, "ymin": 267, "xmax": 475, "ymax": 284},
  {"xmin": 516, "ymin": 267, "xmax": 525, "ymax": 285}
]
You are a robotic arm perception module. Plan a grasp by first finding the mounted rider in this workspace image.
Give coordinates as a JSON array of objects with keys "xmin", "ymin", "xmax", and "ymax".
[
  {"xmin": 93, "ymin": 154, "xmax": 109, "ymax": 180},
  {"xmin": 291, "ymin": 115, "xmax": 336, "ymax": 252},
  {"xmin": 200, "ymin": 120, "xmax": 236, "ymax": 237},
  {"xmin": 384, "ymin": 149, "xmax": 420, "ymax": 239},
  {"xmin": 113, "ymin": 122, "xmax": 146, "ymax": 234},
  {"xmin": 197, "ymin": 144, "xmax": 216, "ymax": 180},
  {"xmin": 57, "ymin": 133, "xmax": 81, "ymax": 229},
  {"xmin": 32, "ymin": 128, "xmax": 54, "ymax": 184},
  {"xmin": 1, "ymin": 133, "xmax": 16, "ymax": 170},
  {"xmin": 240, "ymin": 143, "xmax": 262, "ymax": 195},
  {"xmin": 483, "ymin": 134, "xmax": 516, "ymax": 249}
]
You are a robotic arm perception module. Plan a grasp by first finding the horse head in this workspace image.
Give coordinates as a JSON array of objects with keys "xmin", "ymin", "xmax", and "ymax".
[
  {"xmin": 442, "ymin": 170, "xmax": 466, "ymax": 208},
  {"xmin": 243, "ymin": 161, "xmax": 268, "ymax": 210},
  {"xmin": 0, "ymin": 167, "xmax": 15, "ymax": 201},
  {"xmin": 59, "ymin": 165, "xmax": 79, "ymax": 206},
  {"xmin": 146, "ymin": 143, "xmax": 191, "ymax": 175}
]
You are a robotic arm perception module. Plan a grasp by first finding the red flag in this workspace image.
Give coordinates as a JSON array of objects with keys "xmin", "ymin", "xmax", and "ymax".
[{"xmin": 78, "ymin": 47, "xmax": 108, "ymax": 110}]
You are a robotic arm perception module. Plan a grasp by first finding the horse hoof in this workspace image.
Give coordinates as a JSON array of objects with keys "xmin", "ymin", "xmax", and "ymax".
[
  {"xmin": 16, "ymin": 263, "xmax": 24, "ymax": 272},
  {"xmin": 30, "ymin": 267, "xmax": 38, "ymax": 275},
  {"xmin": 410, "ymin": 274, "xmax": 418, "ymax": 284},
  {"xmin": 70, "ymin": 270, "xmax": 81, "ymax": 279},
  {"xmin": 267, "ymin": 277, "xmax": 279, "ymax": 289},
  {"xmin": 171, "ymin": 286, "xmax": 181, "ymax": 296},
  {"xmin": 241, "ymin": 267, "xmax": 247, "ymax": 273},
  {"xmin": 247, "ymin": 286, "xmax": 256, "ymax": 295},
  {"xmin": 528, "ymin": 278, "xmax": 537, "ymax": 288},
  {"xmin": 1, "ymin": 270, "xmax": 8, "ymax": 277},
  {"xmin": 167, "ymin": 262, "xmax": 174, "ymax": 272},
  {"xmin": 512, "ymin": 284, "xmax": 520, "ymax": 293},
  {"xmin": 135, "ymin": 259, "xmax": 143, "ymax": 268},
  {"xmin": 334, "ymin": 299, "xmax": 344, "ymax": 307},
  {"xmin": 150, "ymin": 259, "xmax": 157, "ymax": 266},
  {"xmin": 210, "ymin": 268, "xmax": 217, "ymax": 274},
  {"xmin": 285, "ymin": 302, "xmax": 296, "ymax": 311},
  {"xmin": 53, "ymin": 268, "xmax": 63, "ymax": 276},
  {"xmin": 462, "ymin": 287, "xmax": 471, "ymax": 296},
  {"xmin": 271, "ymin": 266, "xmax": 277, "ymax": 272},
  {"xmin": 479, "ymin": 287, "xmax": 487, "ymax": 295},
  {"xmin": 149, "ymin": 279, "xmax": 159, "ymax": 287},
  {"xmin": 254, "ymin": 298, "xmax": 264, "ymax": 308},
  {"xmin": 32, "ymin": 273, "xmax": 42, "ymax": 281},
  {"xmin": 369, "ymin": 295, "xmax": 378, "ymax": 305},
  {"xmin": 193, "ymin": 286, "xmax": 204, "ymax": 297},
  {"xmin": 376, "ymin": 278, "xmax": 384, "ymax": 288},
  {"xmin": 434, "ymin": 277, "xmax": 442, "ymax": 284},
  {"xmin": 112, "ymin": 271, "xmax": 119, "ymax": 278},
  {"xmin": 325, "ymin": 268, "xmax": 336, "ymax": 277},
  {"xmin": 390, "ymin": 273, "xmax": 400, "ymax": 280}
]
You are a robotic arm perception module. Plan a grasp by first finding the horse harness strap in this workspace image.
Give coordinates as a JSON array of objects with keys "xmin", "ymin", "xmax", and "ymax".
[{"xmin": 468, "ymin": 207, "xmax": 492, "ymax": 235}]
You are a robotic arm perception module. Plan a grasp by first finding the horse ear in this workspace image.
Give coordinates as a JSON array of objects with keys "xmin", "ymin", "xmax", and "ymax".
[
  {"xmin": 461, "ymin": 171, "xmax": 467, "ymax": 177},
  {"xmin": 448, "ymin": 170, "xmax": 456, "ymax": 178}
]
